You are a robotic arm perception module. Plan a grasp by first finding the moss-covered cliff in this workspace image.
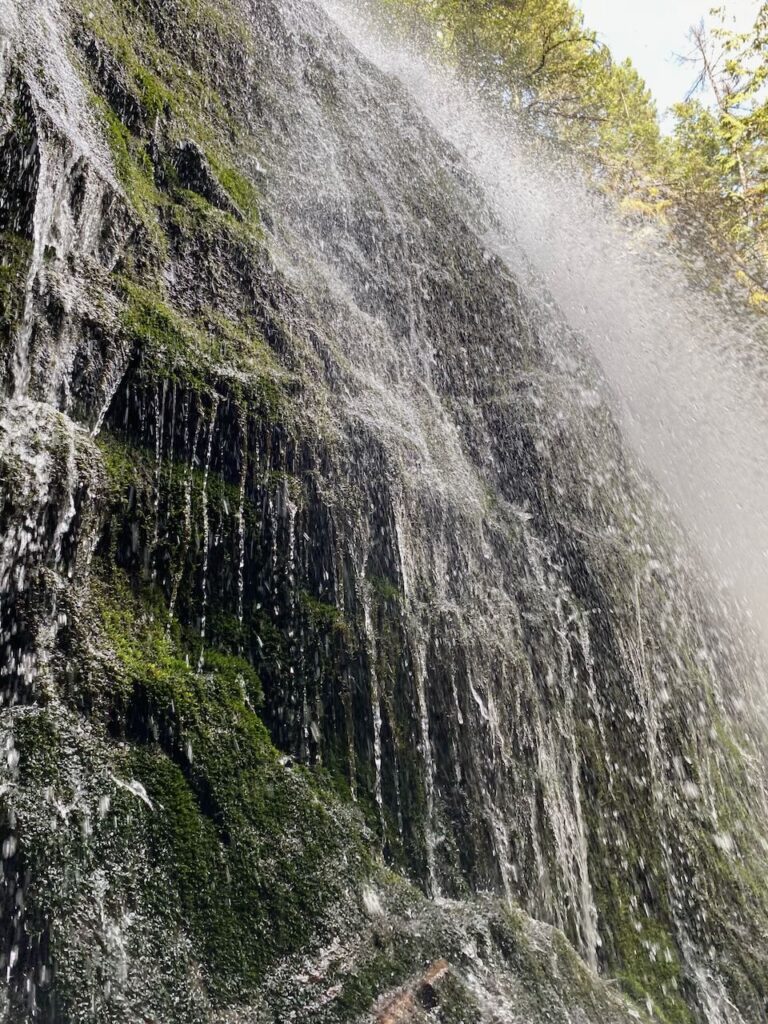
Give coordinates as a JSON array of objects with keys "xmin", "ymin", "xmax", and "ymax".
[{"xmin": 1, "ymin": 0, "xmax": 767, "ymax": 1020}]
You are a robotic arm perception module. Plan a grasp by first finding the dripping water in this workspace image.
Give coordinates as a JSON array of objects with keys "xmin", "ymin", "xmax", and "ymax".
[
  {"xmin": 236, "ymin": 420, "xmax": 247, "ymax": 648},
  {"xmin": 167, "ymin": 400, "xmax": 199, "ymax": 632},
  {"xmin": 197, "ymin": 401, "xmax": 218, "ymax": 672},
  {"xmin": 321, "ymin": 0, "xmax": 768, "ymax": 649},
  {"xmin": 359, "ymin": 568, "xmax": 386, "ymax": 838}
]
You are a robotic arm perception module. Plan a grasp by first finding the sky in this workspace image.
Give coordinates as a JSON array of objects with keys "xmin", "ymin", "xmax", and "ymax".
[{"xmin": 575, "ymin": 0, "xmax": 760, "ymax": 124}]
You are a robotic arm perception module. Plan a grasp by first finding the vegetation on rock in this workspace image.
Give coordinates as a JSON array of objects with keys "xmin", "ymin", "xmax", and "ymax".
[{"xmin": 1, "ymin": 0, "xmax": 767, "ymax": 1020}]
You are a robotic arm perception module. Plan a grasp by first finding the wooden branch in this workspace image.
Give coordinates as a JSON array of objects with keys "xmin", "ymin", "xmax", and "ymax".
[{"xmin": 530, "ymin": 33, "xmax": 594, "ymax": 77}]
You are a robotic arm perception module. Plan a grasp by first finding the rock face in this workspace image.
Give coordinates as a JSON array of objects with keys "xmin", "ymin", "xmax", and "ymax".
[{"xmin": 0, "ymin": 0, "xmax": 767, "ymax": 1021}]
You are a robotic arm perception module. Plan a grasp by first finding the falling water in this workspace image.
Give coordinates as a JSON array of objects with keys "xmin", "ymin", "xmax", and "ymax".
[
  {"xmin": 3, "ymin": 0, "xmax": 768, "ymax": 1016},
  {"xmin": 167, "ymin": 402, "xmax": 199, "ymax": 631},
  {"xmin": 321, "ymin": 0, "xmax": 768, "ymax": 643},
  {"xmin": 413, "ymin": 640, "xmax": 437, "ymax": 893},
  {"xmin": 197, "ymin": 401, "xmax": 218, "ymax": 671},
  {"xmin": 149, "ymin": 380, "xmax": 167, "ymax": 580},
  {"xmin": 360, "ymin": 578, "xmax": 386, "ymax": 832},
  {"xmin": 236, "ymin": 422, "xmax": 247, "ymax": 644},
  {"xmin": 255, "ymin": 0, "xmax": 768, "ymax": 1011}
]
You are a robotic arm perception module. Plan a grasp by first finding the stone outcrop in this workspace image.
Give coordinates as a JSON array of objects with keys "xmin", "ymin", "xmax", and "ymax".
[{"xmin": 0, "ymin": 0, "xmax": 767, "ymax": 1020}]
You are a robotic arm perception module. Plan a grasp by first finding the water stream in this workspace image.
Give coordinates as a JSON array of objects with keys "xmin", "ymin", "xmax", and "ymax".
[
  {"xmin": 321, "ymin": 0, "xmax": 768, "ymax": 640},
  {"xmin": 2, "ymin": 0, "xmax": 768, "ymax": 1016}
]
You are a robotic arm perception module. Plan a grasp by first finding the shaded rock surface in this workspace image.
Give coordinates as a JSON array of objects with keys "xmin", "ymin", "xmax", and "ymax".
[
  {"xmin": 0, "ymin": 0, "xmax": 767, "ymax": 1021},
  {"xmin": 170, "ymin": 140, "xmax": 244, "ymax": 219}
]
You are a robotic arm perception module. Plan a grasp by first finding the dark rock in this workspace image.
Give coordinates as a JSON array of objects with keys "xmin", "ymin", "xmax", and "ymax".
[
  {"xmin": 0, "ymin": 0, "xmax": 766, "ymax": 1020},
  {"xmin": 0, "ymin": 76, "xmax": 40, "ymax": 240},
  {"xmin": 171, "ymin": 140, "xmax": 244, "ymax": 220},
  {"xmin": 82, "ymin": 33, "xmax": 146, "ymax": 134}
]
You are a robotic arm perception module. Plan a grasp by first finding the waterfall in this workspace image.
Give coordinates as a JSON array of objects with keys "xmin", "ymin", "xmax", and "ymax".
[
  {"xmin": 321, "ymin": 0, "xmax": 768, "ymax": 645},
  {"xmin": 196, "ymin": 399, "xmax": 218, "ymax": 672},
  {"xmin": 261, "ymin": 0, "xmax": 768, "ymax": 1009},
  {"xmin": 1, "ymin": 0, "xmax": 768, "ymax": 1018}
]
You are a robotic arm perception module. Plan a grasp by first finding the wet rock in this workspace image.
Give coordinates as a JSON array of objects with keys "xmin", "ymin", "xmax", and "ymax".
[
  {"xmin": 171, "ymin": 140, "xmax": 244, "ymax": 220},
  {"xmin": 0, "ymin": 0, "xmax": 766, "ymax": 1020},
  {"xmin": 0, "ymin": 75, "xmax": 40, "ymax": 240},
  {"xmin": 81, "ymin": 34, "xmax": 146, "ymax": 134}
]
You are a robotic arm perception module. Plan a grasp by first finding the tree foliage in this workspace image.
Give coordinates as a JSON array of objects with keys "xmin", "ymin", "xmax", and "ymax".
[
  {"xmin": 666, "ymin": 6, "xmax": 768, "ymax": 303},
  {"xmin": 383, "ymin": 0, "xmax": 768, "ymax": 308}
]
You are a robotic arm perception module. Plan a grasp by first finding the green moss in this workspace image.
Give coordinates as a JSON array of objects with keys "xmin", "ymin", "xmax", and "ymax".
[
  {"xmin": 96, "ymin": 426, "xmax": 252, "ymax": 557},
  {"xmin": 129, "ymin": 745, "xmax": 223, "ymax": 898},
  {"xmin": 0, "ymin": 230, "xmax": 32, "ymax": 384},
  {"xmin": 432, "ymin": 973, "xmax": 484, "ymax": 1024},
  {"xmin": 589, "ymin": 840, "xmax": 692, "ymax": 1022},
  {"xmin": 368, "ymin": 574, "xmax": 402, "ymax": 604},
  {"xmin": 263, "ymin": 468, "xmax": 305, "ymax": 504},
  {"xmin": 72, "ymin": 0, "xmax": 288, "ymax": 444},
  {"xmin": 124, "ymin": 308, "xmax": 206, "ymax": 390},
  {"xmin": 571, "ymin": 714, "xmax": 693, "ymax": 1024},
  {"xmin": 98, "ymin": 573, "xmax": 267, "ymax": 724},
  {"xmin": 489, "ymin": 907, "xmax": 559, "ymax": 996},
  {"xmin": 331, "ymin": 934, "xmax": 428, "ymax": 1017},
  {"xmin": 202, "ymin": 648, "xmax": 264, "ymax": 708},
  {"xmin": 93, "ymin": 565, "xmax": 363, "ymax": 999},
  {"xmin": 610, "ymin": 908, "xmax": 691, "ymax": 1024},
  {"xmin": 97, "ymin": 431, "xmax": 148, "ymax": 494},
  {"xmin": 78, "ymin": 0, "xmax": 257, "ymax": 178},
  {"xmin": 0, "ymin": 231, "xmax": 32, "ymax": 332},
  {"xmin": 80, "ymin": 0, "xmax": 238, "ymax": 126},
  {"xmin": 13, "ymin": 712, "xmax": 63, "ymax": 783},
  {"xmin": 133, "ymin": 63, "xmax": 174, "ymax": 121},
  {"xmin": 167, "ymin": 183, "xmax": 264, "ymax": 258},
  {"xmin": 676, "ymin": 716, "xmax": 768, "ymax": 1008},
  {"xmin": 206, "ymin": 155, "xmax": 262, "ymax": 227},
  {"xmin": 116, "ymin": 278, "xmax": 291, "ymax": 411},
  {"xmin": 0, "ymin": 232, "xmax": 32, "ymax": 314},
  {"xmin": 198, "ymin": 307, "xmax": 284, "ymax": 385},
  {"xmin": 299, "ymin": 590, "xmax": 351, "ymax": 638},
  {"xmin": 95, "ymin": 97, "xmax": 166, "ymax": 251}
]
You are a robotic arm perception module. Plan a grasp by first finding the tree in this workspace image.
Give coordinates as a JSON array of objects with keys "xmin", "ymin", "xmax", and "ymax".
[
  {"xmin": 666, "ymin": 4, "xmax": 768, "ymax": 303},
  {"xmin": 381, "ymin": 0, "xmax": 661, "ymax": 175},
  {"xmin": 383, "ymin": 0, "xmax": 767, "ymax": 309}
]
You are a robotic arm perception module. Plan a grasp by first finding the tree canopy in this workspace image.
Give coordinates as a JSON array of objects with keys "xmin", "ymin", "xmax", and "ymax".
[{"xmin": 383, "ymin": 0, "xmax": 768, "ymax": 308}]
